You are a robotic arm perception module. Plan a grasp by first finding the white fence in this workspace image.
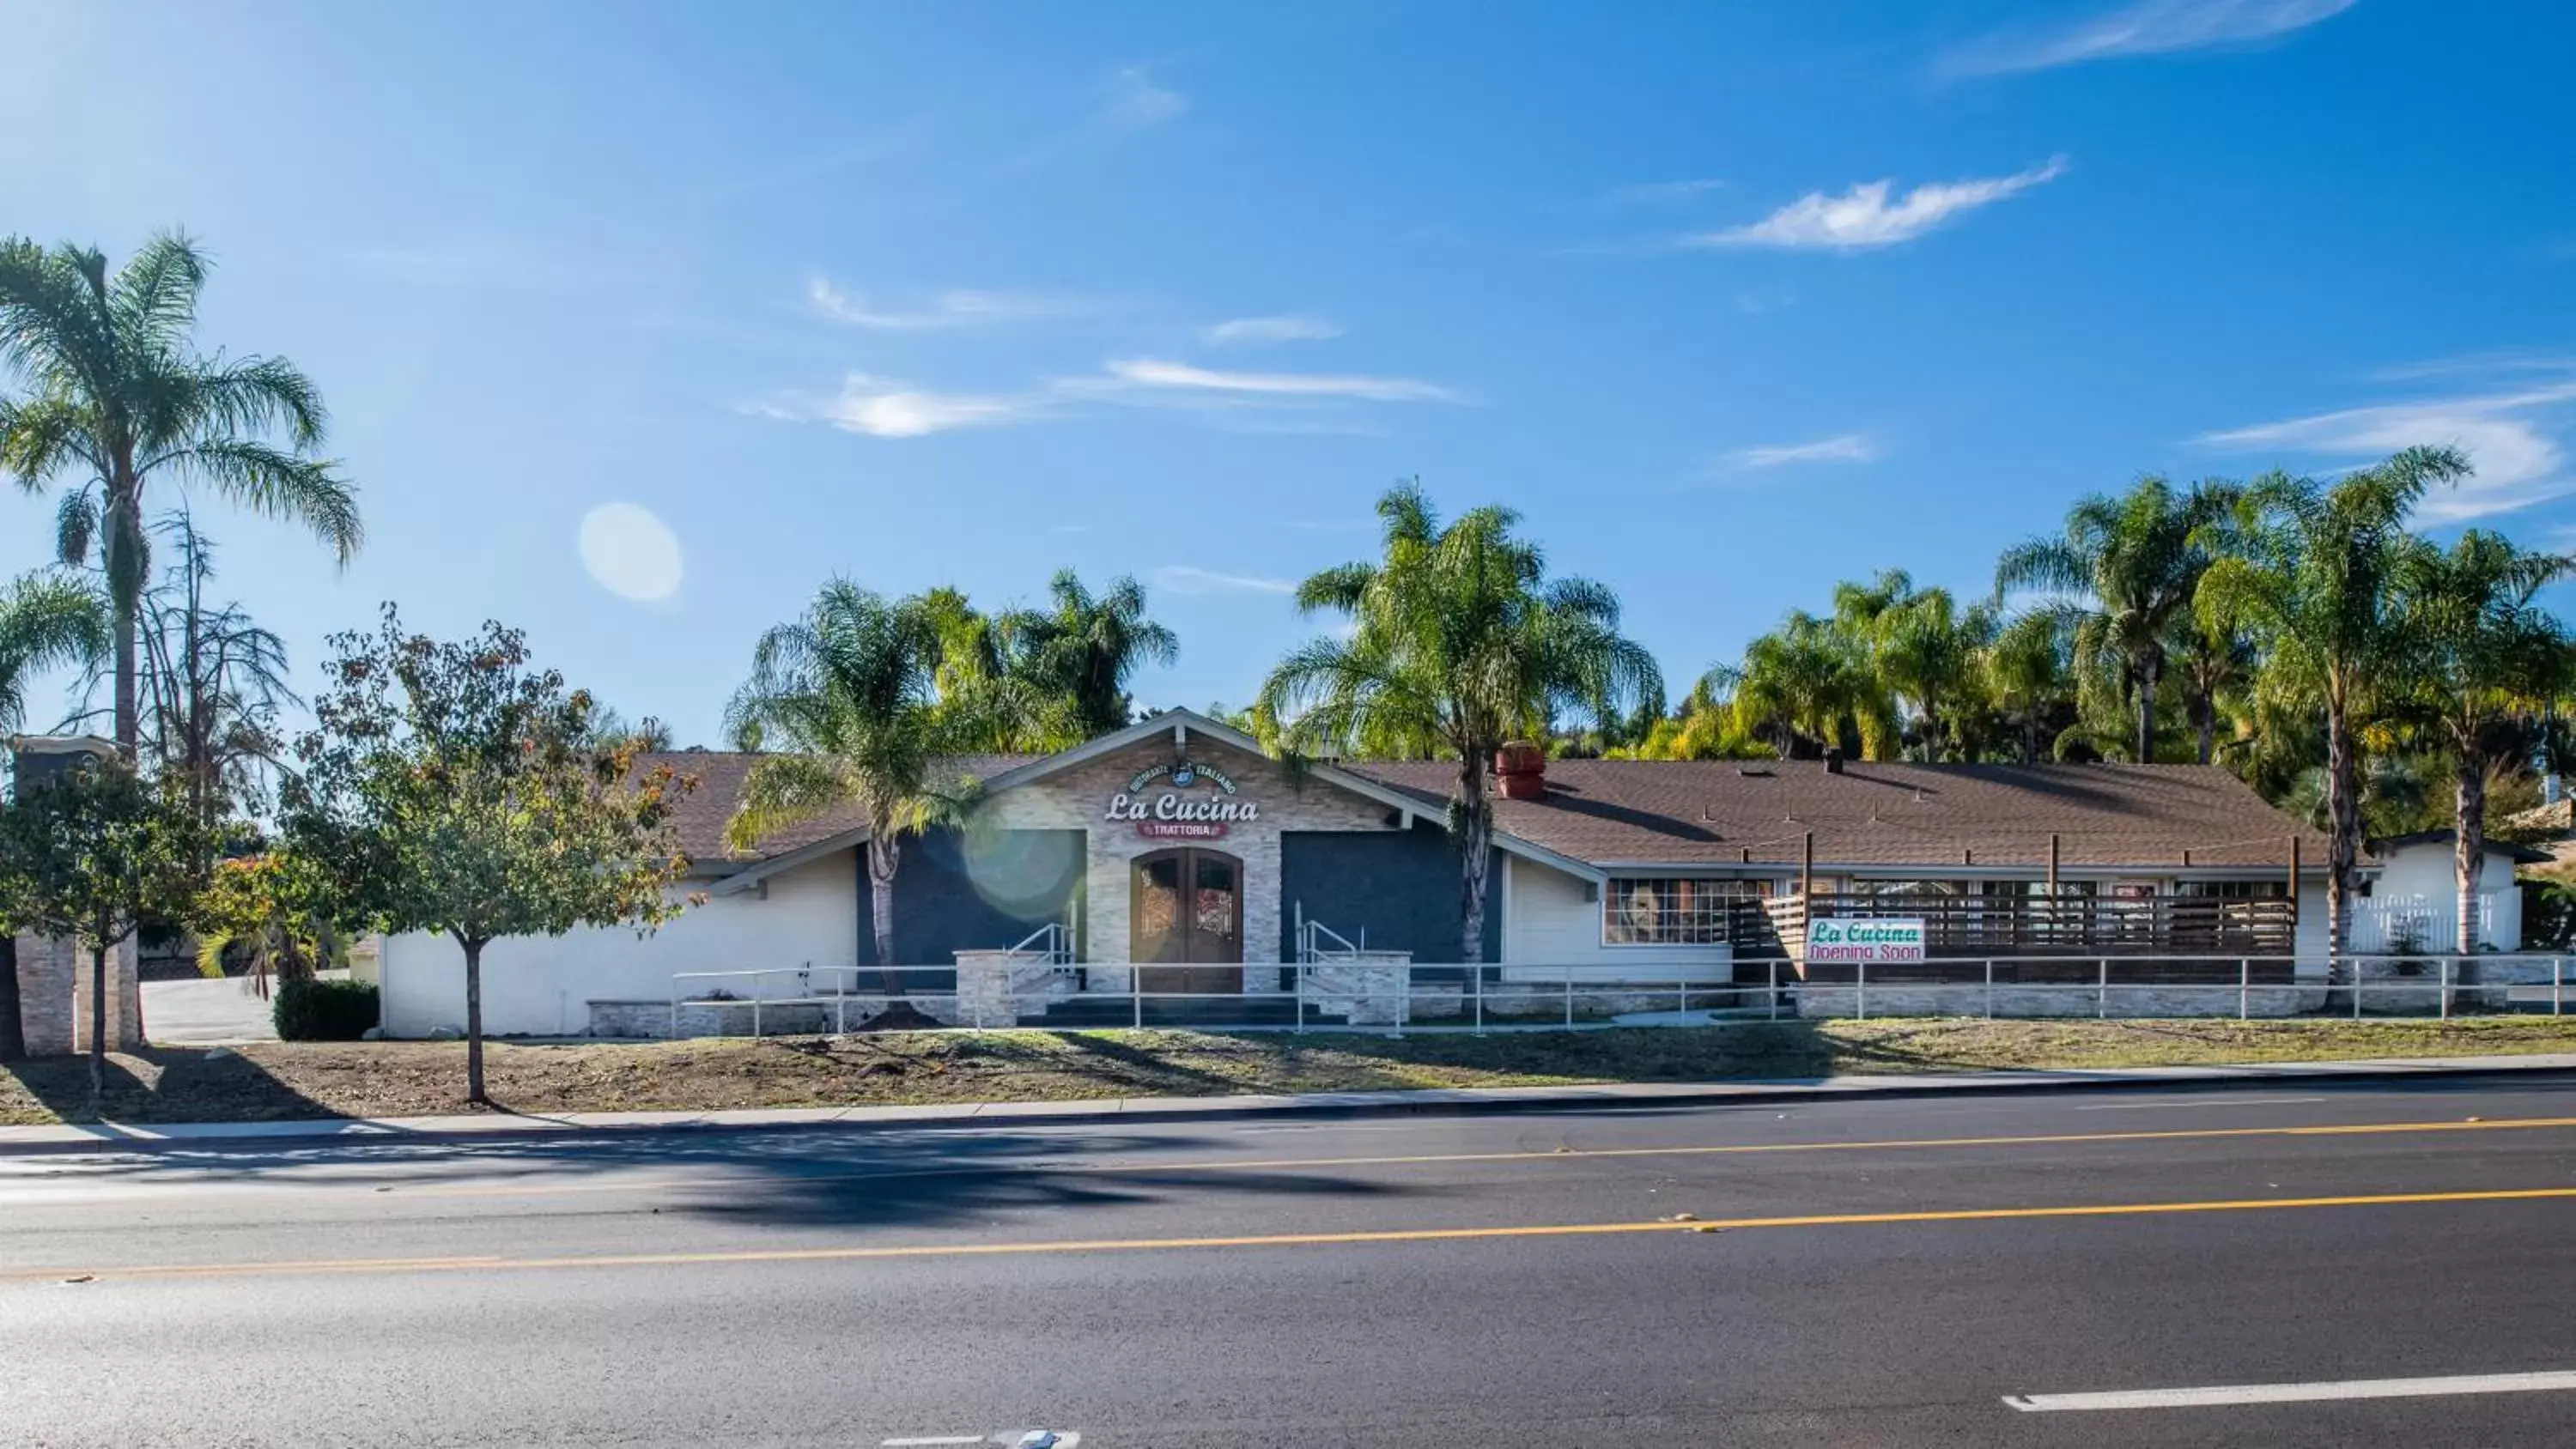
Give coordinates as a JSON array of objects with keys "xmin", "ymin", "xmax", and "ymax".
[
  {"xmin": 2348, "ymin": 893, "xmax": 2500, "ymax": 955},
  {"xmin": 641, "ymin": 953, "xmax": 2576, "ymax": 1038}
]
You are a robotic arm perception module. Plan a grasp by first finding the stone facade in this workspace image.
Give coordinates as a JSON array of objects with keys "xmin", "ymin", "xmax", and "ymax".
[
  {"xmin": 975, "ymin": 731, "xmax": 1404, "ymax": 985},
  {"xmin": 13, "ymin": 932, "xmax": 140, "ymax": 1055}
]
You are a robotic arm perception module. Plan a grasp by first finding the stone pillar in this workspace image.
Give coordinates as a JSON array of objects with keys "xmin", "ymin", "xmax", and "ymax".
[{"xmin": 16, "ymin": 933, "xmax": 139, "ymax": 1055}]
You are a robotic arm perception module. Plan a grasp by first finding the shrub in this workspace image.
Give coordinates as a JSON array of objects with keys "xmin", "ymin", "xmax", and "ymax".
[{"xmin": 274, "ymin": 977, "xmax": 380, "ymax": 1041}]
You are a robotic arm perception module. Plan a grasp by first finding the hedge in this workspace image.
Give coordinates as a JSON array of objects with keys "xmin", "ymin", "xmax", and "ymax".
[{"xmin": 274, "ymin": 977, "xmax": 380, "ymax": 1041}]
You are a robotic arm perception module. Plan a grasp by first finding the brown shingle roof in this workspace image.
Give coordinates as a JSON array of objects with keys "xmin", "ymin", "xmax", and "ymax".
[
  {"xmin": 644, "ymin": 751, "xmax": 1039, "ymax": 865},
  {"xmin": 1345, "ymin": 758, "xmax": 2332, "ymax": 871}
]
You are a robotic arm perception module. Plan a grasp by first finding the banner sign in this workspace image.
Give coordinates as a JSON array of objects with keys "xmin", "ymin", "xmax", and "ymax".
[{"xmin": 1805, "ymin": 917, "xmax": 1926, "ymax": 963}]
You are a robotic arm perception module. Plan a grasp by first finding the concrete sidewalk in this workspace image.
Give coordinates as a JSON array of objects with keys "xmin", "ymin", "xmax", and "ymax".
[{"xmin": 8, "ymin": 1051, "xmax": 2576, "ymax": 1156}]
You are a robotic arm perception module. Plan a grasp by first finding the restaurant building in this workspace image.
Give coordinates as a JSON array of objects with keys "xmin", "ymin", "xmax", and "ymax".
[{"xmin": 367, "ymin": 707, "xmax": 2477, "ymax": 1037}]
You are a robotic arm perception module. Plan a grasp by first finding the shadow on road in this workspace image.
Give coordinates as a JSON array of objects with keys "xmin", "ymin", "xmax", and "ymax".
[{"xmin": 3, "ymin": 1119, "xmax": 1422, "ymax": 1233}]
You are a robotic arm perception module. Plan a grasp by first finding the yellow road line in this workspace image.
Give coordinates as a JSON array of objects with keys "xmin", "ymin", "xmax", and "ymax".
[
  {"xmin": 403, "ymin": 1113, "xmax": 2576, "ymax": 1199},
  {"xmin": 14, "ymin": 1185, "xmax": 2576, "ymax": 1283}
]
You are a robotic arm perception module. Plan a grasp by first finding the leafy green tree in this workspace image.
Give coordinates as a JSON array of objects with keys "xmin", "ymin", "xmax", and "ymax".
[
  {"xmin": 282, "ymin": 609, "xmax": 692, "ymax": 1102},
  {"xmin": 1996, "ymin": 476, "xmax": 2241, "ymax": 763},
  {"xmin": 0, "ymin": 232, "xmax": 358, "ymax": 756},
  {"xmin": 1982, "ymin": 607, "xmax": 2079, "ymax": 764},
  {"xmin": 0, "ymin": 755, "xmax": 202, "ymax": 1097},
  {"xmin": 724, "ymin": 582, "xmax": 972, "ymax": 1020},
  {"xmin": 1604, "ymin": 677, "xmax": 1777, "ymax": 761},
  {"xmin": 2197, "ymin": 446, "xmax": 2470, "ymax": 960},
  {"xmin": 1015, "ymin": 569, "xmax": 1179, "ymax": 742},
  {"xmin": 2391, "ymin": 530, "xmax": 2575, "ymax": 952},
  {"xmin": 1261, "ymin": 482, "xmax": 1661, "ymax": 965},
  {"xmin": 1712, "ymin": 611, "xmax": 1864, "ymax": 759}
]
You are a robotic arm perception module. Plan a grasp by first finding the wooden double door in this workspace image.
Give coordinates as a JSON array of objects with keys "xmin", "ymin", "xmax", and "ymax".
[{"xmin": 1130, "ymin": 847, "xmax": 1244, "ymax": 994}]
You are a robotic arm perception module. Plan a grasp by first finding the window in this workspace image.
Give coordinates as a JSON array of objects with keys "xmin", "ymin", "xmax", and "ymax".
[
  {"xmin": 2175, "ymin": 879, "xmax": 2287, "ymax": 900},
  {"xmin": 1604, "ymin": 877, "xmax": 1769, "ymax": 945}
]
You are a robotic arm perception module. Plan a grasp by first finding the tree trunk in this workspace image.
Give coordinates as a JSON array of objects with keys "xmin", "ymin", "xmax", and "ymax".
[
  {"xmin": 870, "ymin": 834, "xmax": 906, "ymax": 1003},
  {"xmin": 0, "ymin": 934, "xmax": 22, "ymax": 1064},
  {"xmin": 1456, "ymin": 756, "xmax": 1492, "ymax": 968},
  {"xmin": 2193, "ymin": 692, "xmax": 2216, "ymax": 766},
  {"xmin": 106, "ymin": 474, "xmax": 141, "ymax": 758},
  {"xmin": 88, "ymin": 941, "xmax": 107, "ymax": 1107},
  {"xmin": 463, "ymin": 937, "xmax": 486, "ymax": 1105},
  {"xmin": 2455, "ymin": 753, "xmax": 2486, "ymax": 1000},
  {"xmin": 2324, "ymin": 707, "xmax": 2360, "ymax": 998},
  {"xmin": 2134, "ymin": 656, "xmax": 2160, "ymax": 764}
]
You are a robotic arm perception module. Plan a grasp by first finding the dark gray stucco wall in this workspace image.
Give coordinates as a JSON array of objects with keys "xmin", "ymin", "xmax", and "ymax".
[
  {"xmin": 854, "ymin": 828, "xmax": 1086, "ymax": 982},
  {"xmin": 1278, "ymin": 824, "xmax": 1505, "ymax": 973}
]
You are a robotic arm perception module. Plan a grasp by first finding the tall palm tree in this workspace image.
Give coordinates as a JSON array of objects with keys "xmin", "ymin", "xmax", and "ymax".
[
  {"xmin": 0, "ymin": 232, "xmax": 359, "ymax": 757},
  {"xmin": 1996, "ymin": 476, "xmax": 2240, "ymax": 763},
  {"xmin": 2391, "ymin": 530, "xmax": 2575, "ymax": 953},
  {"xmin": 1872, "ymin": 585, "xmax": 1998, "ymax": 761},
  {"xmin": 1983, "ymin": 607, "xmax": 2077, "ymax": 765},
  {"xmin": 1714, "ymin": 611, "xmax": 1864, "ymax": 759},
  {"xmin": 2197, "ymin": 445, "xmax": 2470, "ymax": 962},
  {"xmin": 1827, "ymin": 570, "xmax": 1911, "ymax": 759},
  {"xmin": 1020, "ymin": 569, "xmax": 1178, "ymax": 741},
  {"xmin": 1261, "ymin": 481, "xmax": 1661, "ymax": 966},
  {"xmin": 723, "ymin": 582, "xmax": 966, "ymax": 1022}
]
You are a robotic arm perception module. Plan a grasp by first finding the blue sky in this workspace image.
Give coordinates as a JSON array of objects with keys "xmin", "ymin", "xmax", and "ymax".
[{"xmin": 6, "ymin": 0, "xmax": 2573, "ymax": 746}]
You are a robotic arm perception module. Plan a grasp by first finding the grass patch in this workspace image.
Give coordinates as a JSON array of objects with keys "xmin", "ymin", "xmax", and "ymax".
[{"xmin": 9, "ymin": 1016, "xmax": 2576, "ymax": 1126}]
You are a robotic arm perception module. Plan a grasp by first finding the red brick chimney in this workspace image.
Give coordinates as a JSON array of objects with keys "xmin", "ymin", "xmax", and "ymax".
[{"xmin": 1496, "ymin": 741, "xmax": 1547, "ymax": 800}]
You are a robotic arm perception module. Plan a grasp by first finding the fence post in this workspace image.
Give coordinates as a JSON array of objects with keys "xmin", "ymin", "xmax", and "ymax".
[
  {"xmin": 1473, "ymin": 965, "xmax": 1485, "ymax": 1034},
  {"xmin": 753, "ymin": 994, "xmax": 762, "ymax": 1039},
  {"xmin": 1564, "ymin": 970, "xmax": 1575, "ymax": 1028},
  {"xmin": 1768, "ymin": 959, "xmax": 1780, "ymax": 1022},
  {"xmin": 2098, "ymin": 958, "xmax": 2108, "ymax": 1020},
  {"xmin": 2239, "ymin": 958, "xmax": 2249, "ymax": 1022},
  {"xmin": 1856, "ymin": 961, "xmax": 1867, "ymax": 1022},
  {"xmin": 1294, "ymin": 963, "xmax": 1307, "ymax": 1034},
  {"xmin": 1132, "ymin": 970, "xmax": 1143, "ymax": 1031},
  {"xmin": 669, "ymin": 998, "xmax": 677, "ymax": 1041},
  {"xmin": 1984, "ymin": 957, "xmax": 1995, "ymax": 1020},
  {"xmin": 2353, "ymin": 957, "xmax": 2364, "ymax": 1020},
  {"xmin": 2439, "ymin": 957, "xmax": 2451, "ymax": 1022}
]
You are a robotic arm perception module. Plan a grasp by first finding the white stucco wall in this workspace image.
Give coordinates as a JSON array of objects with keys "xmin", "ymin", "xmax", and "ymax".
[
  {"xmin": 379, "ymin": 850, "xmax": 860, "ymax": 1038},
  {"xmin": 1498, "ymin": 856, "xmax": 1737, "ymax": 982}
]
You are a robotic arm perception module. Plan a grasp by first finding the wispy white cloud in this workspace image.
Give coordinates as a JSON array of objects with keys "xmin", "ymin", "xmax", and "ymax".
[
  {"xmin": 1941, "ymin": 0, "xmax": 2354, "ymax": 77},
  {"xmin": 807, "ymin": 278, "xmax": 1099, "ymax": 330},
  {"xmin": 1151, "ymin": 565, "xmax": 1297, "ymax": 596},
  {"xmin": 1601, "ymin": 178, "xmax": 1727, "ymax": 206},
  {"xmin": 1098, "ymin": 67, "xmax": 1188, "ymax": 132},
  {"xmin": 2197, "ymin": 370, "xmax": 2576, "ymax": 521},
  {"xmin": 1691, "ymin": 158, "xmax": 2067, "ymax": 252},
  {"xmin": 1727, "ymin": 433, "xmax": 1880, "ymax": 469},
  {"xmin": 1202, "ymin": 315, "xmax": 1344, "ymax": 346},
  {"xmin": 1082, "ymin": 357, "xmax": 1462, "ymax": 403},
  {"xmin": 758, "ymin": 373, "xmax": 1052, "ymax": 439}
]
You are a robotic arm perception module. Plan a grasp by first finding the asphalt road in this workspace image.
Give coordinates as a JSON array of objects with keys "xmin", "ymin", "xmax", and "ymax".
[{"xmin": 10, "ymin": 1076, "xmax": 2576, "ymax": 1447}]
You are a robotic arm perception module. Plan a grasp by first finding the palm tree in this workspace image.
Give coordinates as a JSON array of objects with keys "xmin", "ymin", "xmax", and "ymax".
[
  {"xmin": 1983, "ymin": 607, "xmax": 2077, "ymax": 765},
  {"xmin": 1872, "ymin": 585, "xmax": 1998, "ymax": 761},
  {"xmin": 0, "ymin": 571, "xmax": 106, "ymax": 737},
  {"xmin": 723, "ymin": 582, "xmax": 967, "ymax": 1022},
  {"xmin": 1996, "ymin": 476, "xmax": 2240, "ymax": 763},
  {"xmin": 2197, "ymin": 445, "xmax": 2470, "ymax": 962},
  {"xmin": 1261, "ymin": 481, "xmax": 1661, "ymax": 966},
  {"xmin": 2166, "ymin": 609, "xmax": 2257, "ymax": 765},
  {"xmin": 1715, "ymin": 611, "xmax": 1863, "ymax": 759},
  {"xmin": 0, "ymin": 232, "xmax": 359, "ymax": 757},
  {"xmin": 2391, "ymin": 530, "xmax": 2575, "ymax": 953},
  {"xmin": 0, "ymin": 570, "xmax": 106, "ymax": 1062},
  {"xmin": 1019, "ymin": 569, "xmax": 1178, "ymax": 741}
]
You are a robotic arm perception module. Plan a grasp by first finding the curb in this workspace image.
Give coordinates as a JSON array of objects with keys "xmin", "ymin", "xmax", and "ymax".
[{"xmin": 8, "ymin": 1052, "xmax": 2576, "ymax": 1157}]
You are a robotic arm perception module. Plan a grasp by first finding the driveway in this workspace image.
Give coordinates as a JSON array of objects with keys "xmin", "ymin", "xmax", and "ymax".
[{"xmin": 141, "ymin": 975, "xmax": 279, "ymax": 1045}]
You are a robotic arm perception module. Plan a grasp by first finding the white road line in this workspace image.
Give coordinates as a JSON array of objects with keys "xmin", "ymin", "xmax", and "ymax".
[
  {"xmin": 2005, "ymin": 1369, "xmax": 2576, "ymax": 1412},
  {"xmin": 2074, "ymin": 1095, "xmax": 2326, "ymax": 1112}
]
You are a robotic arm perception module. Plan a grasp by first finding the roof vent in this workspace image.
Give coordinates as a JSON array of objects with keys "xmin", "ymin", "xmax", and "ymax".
[
  {"xmin": 1496, "ymin": 741, "xmax": 1547, "ymax": 800},
  {"xmin": 1737, "ymin": 767, "xmax": 1775, "ymax": 778},
  {"xmin": 1823, "ymin": 747, "xmax": 1844, "ymax": 775}
]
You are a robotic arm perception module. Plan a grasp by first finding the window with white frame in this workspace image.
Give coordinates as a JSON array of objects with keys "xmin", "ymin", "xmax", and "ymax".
[{"xmin": 1603, "ymin": 877, "xmax": 1770, "ymax": 945}]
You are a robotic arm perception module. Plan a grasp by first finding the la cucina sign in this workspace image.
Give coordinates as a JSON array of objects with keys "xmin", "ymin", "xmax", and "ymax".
[{"xmin": 1105, "ymin": 759, "xmax": 1261, "ymax": 840}]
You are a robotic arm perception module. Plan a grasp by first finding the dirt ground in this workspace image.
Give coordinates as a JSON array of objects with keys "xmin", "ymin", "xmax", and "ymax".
[{"xmin": 10, "ymin": 1016, "xmax": 2576, "ymax": 1125}]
